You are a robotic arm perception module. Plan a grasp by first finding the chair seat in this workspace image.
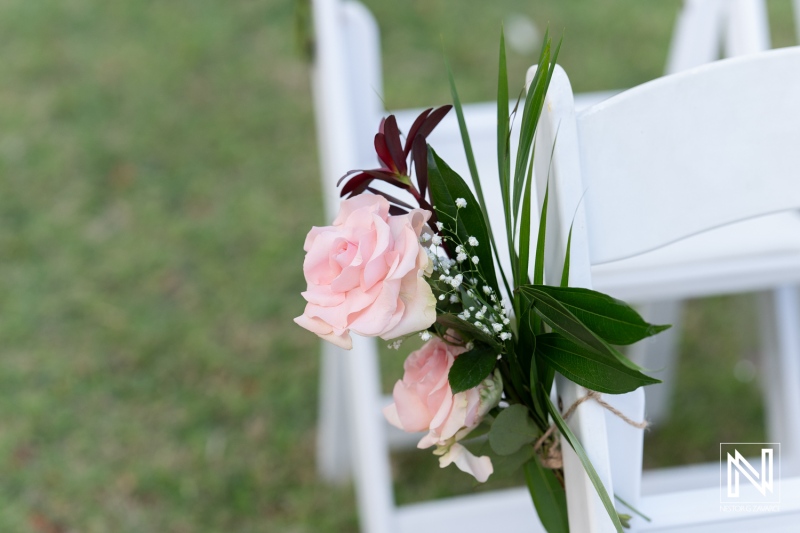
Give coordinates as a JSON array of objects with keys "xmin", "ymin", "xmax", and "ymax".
[
  {"xmin": 395, "ymin": 473, "xmax": 800, "ymax": 533},
  {"xmin": 593, "ymin": 212, "xmax": 800, "ymax": 302}
]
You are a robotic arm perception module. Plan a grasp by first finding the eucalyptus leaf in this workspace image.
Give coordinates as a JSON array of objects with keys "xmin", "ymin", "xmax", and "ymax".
[
  {"xmin": 448, "ymin": 345, "xmax": 498, "ymax": 394},
  {"xmin": 488, "ymin": 404, "xmax": 540, "ymax": 455},
  {"xmin": 524, "ymin": 458, "xmax": 569, "ymax": 533},
  {"xmin": 536, "ymin": 333, "xmax": 660, "ymax": 394},
  {"xmin": 465, "ymin": 439, "xmax": 535, "ymax": 479},
  {"xmin": 532, "ymin": 285, "xmax": 671, "ymax": 345}
]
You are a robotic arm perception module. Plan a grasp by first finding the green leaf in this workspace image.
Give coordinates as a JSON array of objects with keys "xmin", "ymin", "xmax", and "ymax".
[
  {"xmin": 532, "ymin": 285, "xmax": 671, "ymax": 345},
  {"xmin": 497, "ymin": 27, "xmax": 510, "ymax": 220},
  {"xmin": 512, "ymin": 30, "xmax": 551, "ymax": 221},
  {"xmin": 561, "ymin": 223, "xmax": 573, "ymax": 287},
  {"xmin": 536, "ymin": 334, "xmax": 660, "ymax": 394},
  {"xmin": 427, "ymin": 147, "xmax": 499, "ymax": 291},
  {"xmin": 524, "ymin": 458, "xmax": 569, "ymax": 533},
  {"xmin": 446, "ymin": 61, "xmax": 484, "ymax": 219},
  {"xmin": 517, "ymin": 144, "xmax": 535, "ymax": 287},
  {"xmin": 447, "ymin": 58, "xmax": 512, "ymax": 299},
  {"xmin": 488, "ymin": 404, "xmax": 539, "ymax": 455},
  {"xmin": 448, "ymin": 345, "xmax": 498, "ymax": 394},
  {"xmin": 544, "ymin": 392, "xmax": 625, "ymax": 533},
  {"xmin": 464, "ymin": 438, "xmax": 535, "ymax": 479},
  {"xmin": 533, "ymin": 175, "xmax": 549, "ymax": 287},
  {"xmin": 519, "ymin": 285, "xmax": 646, "ymax": 372},
  {"xmin": 615, "ymin": 493, "xmax": 652, "ymax": 523}
]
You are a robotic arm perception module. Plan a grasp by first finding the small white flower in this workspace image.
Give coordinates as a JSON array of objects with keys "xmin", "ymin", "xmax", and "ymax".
[
  {"xmin": 456, "ymin": 252, "xmax": 468, "ymax": 263},
  {"xmin": 465, "ymin": 341, "xmax": 474, "ymax": 350},
  {"xmin": 500, "ymin": 332, "xmax": 512, "ymax": 341},
  {"xmin": 461, "ymin": 309, "xmax": 471, "ymax": 319},
  {"xmin": 420, "ymin": 331, "xmax": 432, "ymax": 341},
  {"xmin": 449, "ymin": 294, "xmax": 460, "ymax": 303},
  {"xmin": 469, "ymin": 277, "xmax": 478, "ymax": 284},
  {"xmin": 419, "ymin": 233, "xmax": 431, "ymax": 242},
  {"xmin": 469, "ymin": 307, "xmax": 475, "ymax": 311},
  {"xmin": 431, "ymin": 234, "xmax": 442, "ymax": 245},
  {"xmin": 482, "ymin": 286, "xmax": 492, "ymax": 295},
  {"xmin": 450, "ymin": 274, "xmax": 463, "ymax": 288},
  {"xmin": 472, "ymin": 256, "xmax": 480, "ymax": 265},
  {"xmin": 455, "ymin": 245, "xmax": 465, "ymax": 254},
  {"xmin": 475, "ymin": 311, "xmax": 484, "ymax": 320},
  {"xmin": 502, "ymin": 318, "xmax": 510, "ymax": 325},
  {"xmin": 468, "ymin": 236, "xmax": 479, "ymax": 246},
  {"xmin": 455, "ymin": 198, "xmax": 467, "ymax": 208},
  {"xmin": 492, "ymin": 323, "xmax": 503, "ymax": 333},
  {"xmin": 435, "ymin": 221, "xmax": 444, "ymax": 230},
  {"xmin": 438, "ymin": 294, "xmax": 445, "ymax": 301},
  {"xmin": 439, "ymin": 274, "xmax": 447, "ymax": 281}
]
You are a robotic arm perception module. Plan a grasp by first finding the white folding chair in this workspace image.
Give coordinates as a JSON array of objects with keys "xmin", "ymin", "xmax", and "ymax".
[
  {"xmin": 533, "ymin": 46, "xmax": 800, "ymax": 531},
  {"xmin": 309, "ymin": 1, "xmax": 800, "ymax": 531}
]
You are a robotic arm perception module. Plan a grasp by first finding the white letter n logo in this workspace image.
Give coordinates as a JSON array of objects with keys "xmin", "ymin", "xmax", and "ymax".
[{"xmin": 727, "ymin": 448, "xmax": 774, "ymax": 497}]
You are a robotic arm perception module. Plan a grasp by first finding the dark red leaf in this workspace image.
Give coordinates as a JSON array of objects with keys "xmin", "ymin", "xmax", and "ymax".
[
  {"xmin": 383, "ymin": 116, "xmax": 407, "ymax": 175},
  {"xmin": 415, "ymin": 105, "xmax": 452, "ymax": 141},
  {"xmin": 346, "ymin": 179, "xmax": 372, "ymax": 198},
  {"xmin": 403, "ymin": 107, "xmax": 433, "ymax": 157},
  {"xmin": 412, "ymin": 135, "xmax": 429, "ymax": 199},
  {"xmin": 374, "ymin": 133, "xmax": 394, "ymax": 170},
  {"xmin": 337, "ymin": 168, "xmax": 367, "ymax": 186},
  {"xmin": 365, "ymin": 187, "xmax": 414, "ymax": 209},
  {"xmin": 340, "ymin": 172, "xmax": 372, "ymax": 196}
]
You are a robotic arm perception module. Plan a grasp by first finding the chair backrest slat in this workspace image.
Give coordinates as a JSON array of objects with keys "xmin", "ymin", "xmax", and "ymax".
[{"xmin": 576, "ymin": 47, "xmax": 800, "ymax": 265}]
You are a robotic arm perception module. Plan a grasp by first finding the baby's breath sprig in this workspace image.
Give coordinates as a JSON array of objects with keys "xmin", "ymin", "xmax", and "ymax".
[{"xmin": 421, "ymin": 208, "xmax": 513, "ymax": 346}]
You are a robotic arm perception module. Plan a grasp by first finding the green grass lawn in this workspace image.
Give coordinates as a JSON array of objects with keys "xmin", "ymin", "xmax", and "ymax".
[{"xmin": 0, "ymin": 0, "xmax": 796, "ymax": 531}]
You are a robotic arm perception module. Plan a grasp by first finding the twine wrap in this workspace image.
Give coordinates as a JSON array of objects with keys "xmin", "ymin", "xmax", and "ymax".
[{"xmin": 532, "ymin": 390, "xmax": 649, "ymax": 469}]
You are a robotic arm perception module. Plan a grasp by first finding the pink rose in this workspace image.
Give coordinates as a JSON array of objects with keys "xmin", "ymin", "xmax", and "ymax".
[
  {"xmin": 294, "ymin": 194, "xmax": 437, "ymax": 350},
  {"xmin": 383, "ymin": 337, "xmax": 502, "ymax": 482}
]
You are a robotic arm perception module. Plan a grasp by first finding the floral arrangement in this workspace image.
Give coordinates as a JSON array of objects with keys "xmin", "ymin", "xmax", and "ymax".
[{"xmin": 296, "ymin": 31, "xmax": 668, "ymax": 532}]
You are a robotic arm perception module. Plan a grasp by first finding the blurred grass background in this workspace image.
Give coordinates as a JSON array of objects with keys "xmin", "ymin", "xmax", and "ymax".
[{"xmin": 0, "ymin": 0, "xmax": 796, "ymax": 531}]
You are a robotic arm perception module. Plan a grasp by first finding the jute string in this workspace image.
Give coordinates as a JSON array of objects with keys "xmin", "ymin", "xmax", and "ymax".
[{"xmin": 532, "ymin": 390, "xmax": 649, "ymax": 469}]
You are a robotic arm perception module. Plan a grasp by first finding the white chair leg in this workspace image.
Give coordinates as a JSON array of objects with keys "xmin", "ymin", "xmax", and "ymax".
[
  {"xmin": 317, "ymin": 342, "xmax": 353, "ymax": 483},
  {"xmin": 757, "ymin": 287, "xmax": 800, "ymax": 477},
  {"xmin": 724, "ymin": 0, "xmax": 771, "ymax": 57},
  {"xmin": 793, "ymin": 0, "xmax": 800, "ymax": 44},
  {"xmin": 665, "ymin": 0, "xmax": 726, "ymax": 74},
  {"xmin": 346, "ymin": 335, "xmax": 397, "ymax": 533},
  {"xmin": 627, "ymin": 300, "xmax": 684, "ymax": 428}
]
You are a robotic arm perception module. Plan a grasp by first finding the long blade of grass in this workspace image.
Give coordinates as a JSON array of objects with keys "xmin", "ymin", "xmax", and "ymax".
[
  {"xmin": 512, "ymin": 31, "xmax": 551, "ymax": 223},
  {"xmin": 447, "ymin": 58, "xmax": 512, "ymax": 297},
  {"xmin": 561, "ymin": 224, "xmax": 573, "ymax": 287},
  {"xmin": 544, "ymin": 391, "xmax": 625, "ymax": 533},
  {"xmin": 517, "ymin": 141, "xmax": 535, "ymax": 286},
  {"xmin": 497, "ymin": 28, "xmax": 512, "ymax": 248}
]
